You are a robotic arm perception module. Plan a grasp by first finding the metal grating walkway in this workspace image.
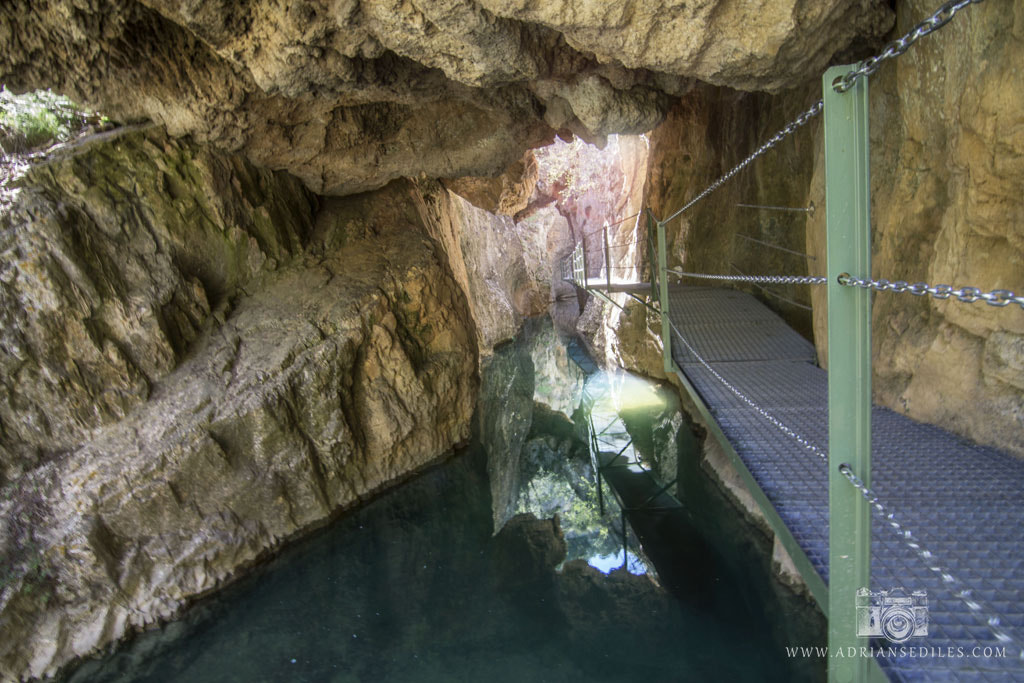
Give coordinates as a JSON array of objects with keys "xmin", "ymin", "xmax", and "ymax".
[{"xmin": 667, "ymin": 285, "xmax": 1024, "ymax": 681}]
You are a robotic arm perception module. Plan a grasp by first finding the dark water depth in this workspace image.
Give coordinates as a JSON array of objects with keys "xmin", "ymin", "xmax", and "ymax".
[{"xmin": 63, "ymin": 316, "xmax": 824, "ymax": 682}]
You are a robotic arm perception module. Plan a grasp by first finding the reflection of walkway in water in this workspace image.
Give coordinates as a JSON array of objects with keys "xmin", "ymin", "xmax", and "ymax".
[
  {"xmin": 576, "ymin": 355, "xmax": 791, "ymax": 614},
  {"xmin": 512, "ymin": 321, "xmax": 646, "ymax": 575},
  {"xmin": 581, "ymin": 368, "xmax": 687, "ymax": 578}
]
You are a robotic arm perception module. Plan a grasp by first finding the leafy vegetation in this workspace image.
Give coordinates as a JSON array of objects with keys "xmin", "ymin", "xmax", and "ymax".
[
  {"xmin": 533, "ymin": 136, "xmax": 602, "ymax": 203},
  {"xmin": 0, "ymin": 86, "xmax": 102, "ymax": 154}
]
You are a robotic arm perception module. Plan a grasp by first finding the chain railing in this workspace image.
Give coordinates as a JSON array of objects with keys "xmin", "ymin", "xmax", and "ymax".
[
  {"xmin": 839, "ymin": 273, "xmax": 1024, "ymax": 309},
  {"xmin": 658, "ymin": 0, "xmax": 1018, "ymax": 672},
  {"xmin": 833, "ymin": 0, "xmax": 985, "ymax": 93},
  {"xmin": 671, "ymin": 313, "xmax": 1021, "ymax": 656},
  {"xmin": 557, "ymin": 5, "xmax": 1021, "ymax": 668},
  {"xmin": 670, "ymin": 269, "xmax": 827, "ymax": 286},
  {"xmin": 669, "ymin": 321, "xmax": 829, "ymax": 461},
  {"xmin": 730, "ymin": 265, "xmax": 814, "ymax": 311},
  {"xmin": 838, "ymin": 464, "xmax": 1022, "ymax": 656}
]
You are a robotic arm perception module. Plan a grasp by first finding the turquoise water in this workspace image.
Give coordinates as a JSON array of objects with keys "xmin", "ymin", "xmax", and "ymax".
[{"xmin": 64, "ymin": 319, "xmax": 824, "ymax": 682}]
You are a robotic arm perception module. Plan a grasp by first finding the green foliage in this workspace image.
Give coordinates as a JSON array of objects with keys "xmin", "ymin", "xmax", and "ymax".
[
  {"xmin": 0, "ymin": 86, "xmax": 99, "ymax": 154},
  {"xmin": 534, "ymin": 137, "xmax": 602, "ymax": 201}
]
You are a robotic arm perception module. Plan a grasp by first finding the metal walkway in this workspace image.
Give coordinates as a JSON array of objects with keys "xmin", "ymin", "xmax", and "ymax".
[{"xmin": 668, "ymin": 285, "xmax": 1024, "ymax": 681}]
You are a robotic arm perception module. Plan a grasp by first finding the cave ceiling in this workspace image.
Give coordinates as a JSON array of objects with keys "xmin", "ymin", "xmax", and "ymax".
[{"xmin": 0, "ymin": 0, "xmax": 892, "ymax": 195}]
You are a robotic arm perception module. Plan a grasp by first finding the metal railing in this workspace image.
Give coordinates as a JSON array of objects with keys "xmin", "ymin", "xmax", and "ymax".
[{"xmin": 555, "ymin": 2, "xmax": 1018, "ymax": 679}]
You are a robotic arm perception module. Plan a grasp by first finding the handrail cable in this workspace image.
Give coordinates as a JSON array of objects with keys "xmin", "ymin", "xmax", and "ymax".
[
  {"xmin": 736, "ymin": 202, "xmax": 815, "ymax": 214},
  {"xmin": 578, "ymin": 211, "xmax": 644, "ymax": 240},
  {"xmin": 729, "ymin": 264, "xmax": 814, "ymax": 311},
  {"xmin": 735, "ymin": 233, "xmax": 817, "ymax": 260}
]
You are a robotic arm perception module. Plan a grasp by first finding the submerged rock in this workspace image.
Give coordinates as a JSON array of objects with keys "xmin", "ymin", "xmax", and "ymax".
[{"xmin": 492, "ymin": 513, "xmax": 567, "ymax": 589}]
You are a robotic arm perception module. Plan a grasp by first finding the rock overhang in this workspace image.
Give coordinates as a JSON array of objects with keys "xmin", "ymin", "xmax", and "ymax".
[{"xmin": 0, "ymin": 0, "xmax": 893, "ymax": 196}]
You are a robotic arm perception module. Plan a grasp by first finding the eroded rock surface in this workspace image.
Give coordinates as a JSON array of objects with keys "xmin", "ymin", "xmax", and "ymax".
[
  {"xmin": 416, "ymin": 181, "xmax": 545, "ymax": 350},
  {"xmin": 0, "ymin": 0, "xmax": 892, "ymax": 197},
  {"xmin": 442, "ymin": 151, "xmax": 539, "ymax": 217},
  {"xmin": 0, "ymin": 144, "xmax": 480, "ymax": 678},
  {"xmin": 0, "ymin": 127, "xmax": 317, "ymax": 480}
]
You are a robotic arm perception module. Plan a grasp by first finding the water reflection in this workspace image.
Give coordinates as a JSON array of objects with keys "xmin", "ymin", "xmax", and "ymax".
[
  {"xmin": 511, "ymin": 430, "xmax": 645, "ymax": 575},
  {"xmin": 586, "ymin": 550, "xmax": 646, "ymax": 575},
  {"xmin": 510, "ymin": 319, "xmax": 657, "ymax": 576},
  {"xmin": 60, "ymin": 315, "xmax": 822, "ymax": 683}
]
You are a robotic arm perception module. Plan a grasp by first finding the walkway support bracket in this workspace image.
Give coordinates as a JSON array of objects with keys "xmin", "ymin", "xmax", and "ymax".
[
  {"xmin": 824, "ymin": 65, "xmax": 872, "ymax": 683},
  {"xmin": 603, "ymin": 224, "xmax": 612, "ymax": 290},
  {"xmin": 582, "ymin": 233, "xmax": 589, "ymax": 283}
]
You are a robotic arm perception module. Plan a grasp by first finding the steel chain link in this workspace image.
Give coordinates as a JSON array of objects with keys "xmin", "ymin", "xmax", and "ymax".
[
  {"xmin": 671, "ymin": 269, "xmax": 826, "ymax": 286},
  {"xmin": 661, "ymin": 100, "xmax": 824, "ymax": 224},
  {"xmin": 834, "ymin": 0, "xmax": 985, "ymax": 92},
  {"xmin": 838, "ymin": 274, "xmax": 1024, "ymax": 309},
  {"xmin": 838, "ymin": 464, "xmax": 1022, "ymax": 657}
]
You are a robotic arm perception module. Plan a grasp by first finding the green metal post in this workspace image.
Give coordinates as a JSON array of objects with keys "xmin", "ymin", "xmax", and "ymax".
[
  {"xmin": 621, "ymin": 509, "xmax": 628, "ymax": 569},
  {"xmin": 647, "ymin": 211, "xmax": 658, "ymax": 302},
  {"xmin": 602, "ymin": 225, "xmax": 611, "ymax": 290},
  {"xmin": 581, "ymin": 235, "xmax": 589, "ymax": 284},
  {"xmin": 656, "ymin": 220, "xmax": 672, "ymax": 373},
  {"xmin": 824, "ymin": 65, "xmax": 872, "ymax": 683},
  {"xmin": 579, "ymin": 244, "xmax": 584, "ymax": 285},
  {"xmin": 580, "ymin": 243, "xmax": 585, "ymax": 285}
]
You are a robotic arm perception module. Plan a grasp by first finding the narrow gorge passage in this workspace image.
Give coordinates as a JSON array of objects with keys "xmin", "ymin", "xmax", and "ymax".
[{"xmin": 1, "ymin": 2, "xmax": 1020, "ymax": 680}]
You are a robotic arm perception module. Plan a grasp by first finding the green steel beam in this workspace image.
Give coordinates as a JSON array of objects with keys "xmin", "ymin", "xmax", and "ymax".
[
  {"xmin": 647, "ymin": 211, "xmax": 658, "ymax": 302},
  {"xmin": 824, "ymin": 65, "xmax": 873, "ymax": 683},
  {"xmin": 670, "ymin": 366, "xmax": 828, "ymax": 609},
  {"xmin": 656, "ymin": 220, "xmax": 672, "ymax": 373},
  {"xmin": 672, "ymin": 363, "xmax": 887, "ymax": 683}
]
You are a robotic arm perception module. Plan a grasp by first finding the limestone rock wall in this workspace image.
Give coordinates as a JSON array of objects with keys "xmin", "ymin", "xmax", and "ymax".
[
  {"xmin": 0, "ymin": 136, "xmax": 482, "ymax": 679},
  {"xmin": 0, "ymin": 0, "xmax": 892, "ymax": 197},
  {"xmin": 0, "ymin": 127, "xmax": 318, "ymax": 481},
  {"xmin": 812, "ymin": 0, "xmax": 1024, "ymax": 457},
  {"xmin": 642, "ymin": 0, "xmax": 1023, "ymax": 456},
  {"xmin": 442, "ymin": 151, "xmax": 539, "ymax": 217},
  {"xmin": 415, "ymin": 180, "xmax": 547, "ymax": 352}
]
